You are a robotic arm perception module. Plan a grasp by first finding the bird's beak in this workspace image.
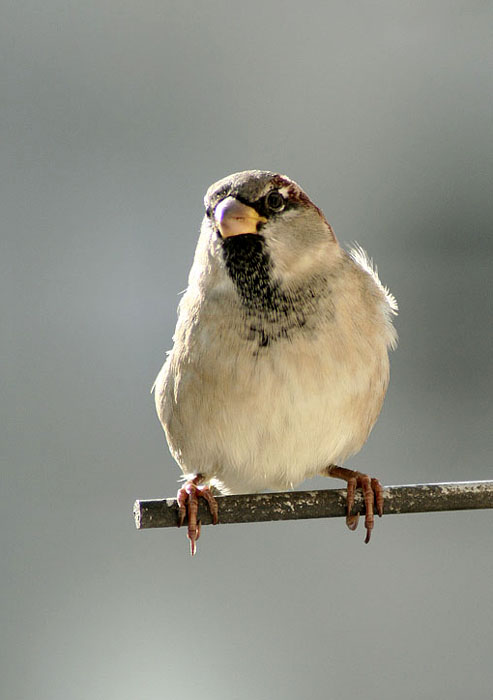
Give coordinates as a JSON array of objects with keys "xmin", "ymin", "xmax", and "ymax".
[{"xmin": 214, "ymin": 196, "xmax": 267, "ymax": 238}]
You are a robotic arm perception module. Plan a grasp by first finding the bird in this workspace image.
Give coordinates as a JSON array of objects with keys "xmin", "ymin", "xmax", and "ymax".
[{"xmin": 153, "ymin": 170, "xmax": 398, "ymax": 554}]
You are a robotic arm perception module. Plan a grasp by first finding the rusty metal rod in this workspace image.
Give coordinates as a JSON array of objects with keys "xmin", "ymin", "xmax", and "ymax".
[{"xmin": 133, "ymin": 480, "xmax": 493, "ymax": 530}]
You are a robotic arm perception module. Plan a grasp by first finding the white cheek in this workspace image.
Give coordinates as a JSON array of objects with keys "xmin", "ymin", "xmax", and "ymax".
[{"xmin": 265, "ymin": 212, "xmax": 336, "ymax": 283}]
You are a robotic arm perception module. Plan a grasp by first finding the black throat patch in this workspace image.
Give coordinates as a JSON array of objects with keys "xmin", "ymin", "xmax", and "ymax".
[
  {"xmin": 221, "ymin": 234, "xmax": 278, "ymax": 313},
  {"xmin": 220, "ymin": 234, "xmax": 326, "ymax": 348}
]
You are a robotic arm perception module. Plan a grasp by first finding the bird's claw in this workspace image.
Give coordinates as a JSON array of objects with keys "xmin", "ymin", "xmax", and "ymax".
[
  {"xmin": 345, "ymin": 471, "xmax": 384, "ymax": 543},
  {"xmin": 326, "ymin": 465, "xmax": 384, "ymax": 543},
  {"xmin": 176, "ymin": 478, "xmax": 218, "ymax": 555}
]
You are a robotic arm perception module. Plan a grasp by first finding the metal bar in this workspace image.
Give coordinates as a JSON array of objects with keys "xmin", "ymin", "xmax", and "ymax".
[{"xmin": 133, "ymin": 480, "xmax": 493, "ymax": 530}]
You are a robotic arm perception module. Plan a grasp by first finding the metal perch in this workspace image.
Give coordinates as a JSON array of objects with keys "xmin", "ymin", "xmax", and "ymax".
[{"xmin": 134, "ymin": 480, "xmax": 493, "ymax": 530}]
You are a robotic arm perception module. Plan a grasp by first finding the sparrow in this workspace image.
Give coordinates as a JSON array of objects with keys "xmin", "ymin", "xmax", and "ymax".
[{"xmin": 153, "ymin": 170, "xmax": 398, "ymax": 554}]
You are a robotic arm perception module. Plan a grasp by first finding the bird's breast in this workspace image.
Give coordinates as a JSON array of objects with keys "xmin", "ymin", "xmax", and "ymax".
[{"xmin": 158, "ymin": 293, "xmax": 390, "ymax": 494}]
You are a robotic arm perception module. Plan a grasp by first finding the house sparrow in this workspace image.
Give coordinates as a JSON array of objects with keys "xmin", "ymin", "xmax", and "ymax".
[{"xmin": 154, "ymin": 170, "xmax": 397, "ymax": 554}]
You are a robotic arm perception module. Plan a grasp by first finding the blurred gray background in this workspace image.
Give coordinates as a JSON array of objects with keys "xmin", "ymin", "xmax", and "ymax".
[{"xmin": 2, "ymin": 1, "xmax": 492, "ymax": 699}]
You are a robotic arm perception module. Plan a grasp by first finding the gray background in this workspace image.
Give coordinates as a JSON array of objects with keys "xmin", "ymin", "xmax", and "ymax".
[{"xmin": 2, "ymin": 2, "xmax": 492, "ymax": 699}]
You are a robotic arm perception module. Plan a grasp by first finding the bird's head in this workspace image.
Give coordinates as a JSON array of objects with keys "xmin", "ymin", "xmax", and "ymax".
[{"xmin": 202, "ymin": 171, "xmax": 341, "ymax": 294}]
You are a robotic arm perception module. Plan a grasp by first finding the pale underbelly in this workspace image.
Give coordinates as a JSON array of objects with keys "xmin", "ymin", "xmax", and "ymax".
[{"xmin": 165, "ymin": 341, "xmax": 388, "ymax": 494}]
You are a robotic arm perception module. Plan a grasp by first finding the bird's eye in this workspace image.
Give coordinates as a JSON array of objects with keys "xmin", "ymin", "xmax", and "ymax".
[{"xmin": 265, "ymin": 190, "xmax": 285, "ymax": 212}]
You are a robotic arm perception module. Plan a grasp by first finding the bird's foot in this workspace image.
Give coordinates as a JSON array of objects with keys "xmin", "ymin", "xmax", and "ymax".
[
  {"xmin": 325, "ymin": 465, "xmax": 384, "ymax": 543},
  {"xmin": 176, "ymin": 476, "xmax": 219, "ymax": 556}
]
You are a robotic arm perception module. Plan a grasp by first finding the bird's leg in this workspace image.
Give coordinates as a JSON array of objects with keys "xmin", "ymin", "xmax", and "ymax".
[
  {"xmin": 322, "ymin": 465, "xmax": 384, "ymax": 544},
  {"xmin": 176, "ymin": 475, "xmax": 219, "ymax": 556}
]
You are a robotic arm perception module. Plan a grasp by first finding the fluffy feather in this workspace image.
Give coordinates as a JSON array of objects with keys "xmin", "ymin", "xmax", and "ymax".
[{"xmin": 154, "ymin": 171, "xmax": 397, "ymax": 497}]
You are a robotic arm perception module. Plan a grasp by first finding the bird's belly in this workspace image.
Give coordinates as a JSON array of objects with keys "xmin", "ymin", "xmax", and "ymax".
[{"xmin": 163, "ymin": 334, "xmax": 389, "ymax": 494}]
